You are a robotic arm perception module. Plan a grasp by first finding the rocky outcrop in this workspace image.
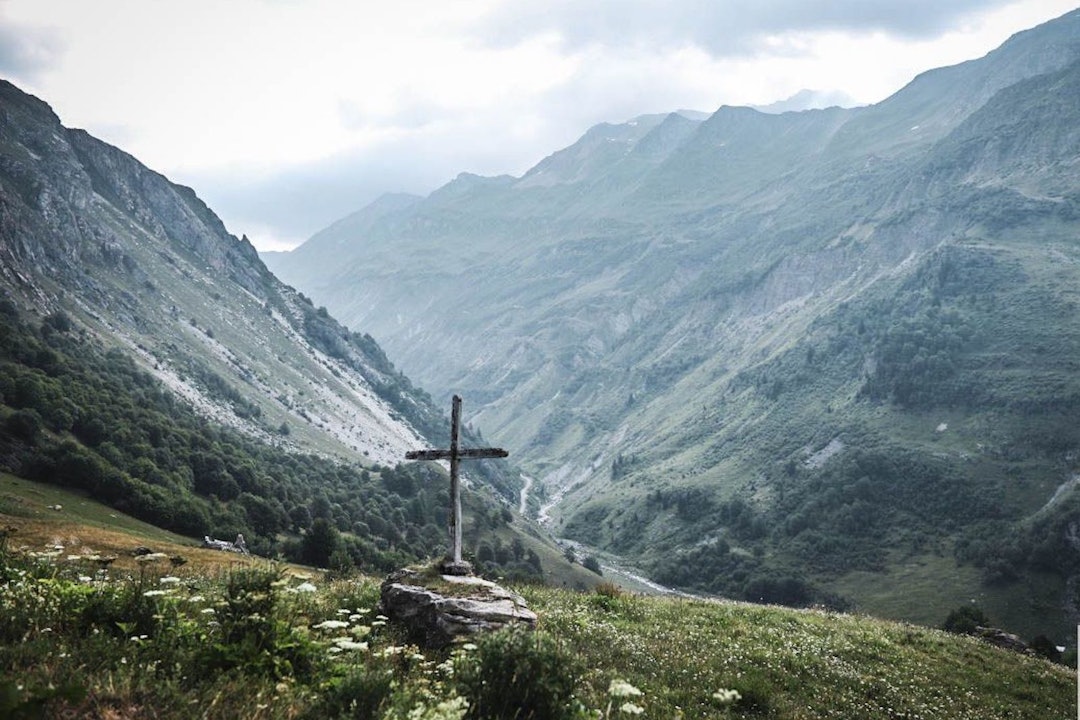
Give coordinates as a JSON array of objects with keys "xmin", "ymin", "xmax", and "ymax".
[
  {"xmin": 976, "ymin": 626, "xmax": 1032, "ymax": 655},
  {"xmin": 379, "ymin": 569, "xmax": 537, "ymax": 648}
]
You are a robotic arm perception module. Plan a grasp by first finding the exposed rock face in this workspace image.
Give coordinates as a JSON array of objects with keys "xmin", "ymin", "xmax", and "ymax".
[
  {"xmin": 0, "ymin": 78, "xmax": 508, "ymax": 476},
  {"xmin": 976, "ymin": 626, "xmax": 1032, "ymax": 655},
  {"xmin": 380, "ymin": 569, "xmax": 537, "ymax": 648}
]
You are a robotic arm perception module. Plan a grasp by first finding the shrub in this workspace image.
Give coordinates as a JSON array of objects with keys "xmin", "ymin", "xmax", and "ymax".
[
  {"xmin": 589, "ymin": 582, "xmax": 626, "ymax": 613},
  {"xmin": 942, "ymin": 605, "xmax": 990, "ymax": 635},
  {"xmin": 5, "ymin": 408, "xmax": 42, "ymax": 443},
  {"xmin": 194, "ymin": 566, "xmax": 321, "ymax": 681},
  {"xmin": 305, "ymin": 663, "xmax": 395, "ymax": 719},
  {"xmin": 454, "ymin": 626, "xmax": 580, "ymax": 720}
]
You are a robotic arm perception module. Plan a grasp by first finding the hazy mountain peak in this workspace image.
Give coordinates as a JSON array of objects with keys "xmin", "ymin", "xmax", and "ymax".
[
  {"xmin": 517, "ymin": 112, "xmax": 688, "ymax": 188},
  {"xmin": 752, "ymin": 89, "xmax": 858, "ymax": 114}
]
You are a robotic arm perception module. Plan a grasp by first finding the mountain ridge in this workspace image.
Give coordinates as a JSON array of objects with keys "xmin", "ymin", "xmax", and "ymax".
[
  {"xmin": 0, "ymin": 78, "xmax": 596, "ymax": 584},
  {"xmin": 266, "ymin": 8, "xmax": 1080, "ymax": 636},
  {"xmin": 0, "ymin": 78, "xmax": 441, "ymax": 467}
]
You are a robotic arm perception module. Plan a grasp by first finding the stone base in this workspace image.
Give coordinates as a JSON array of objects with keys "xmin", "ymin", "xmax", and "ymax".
[
  {"xmin": 379, "ymin": 568, "xmax": 537, "ymax": 648},
  {"xmin": 439, "ymin": 559, "xmax": 474, "ymax": 576}
]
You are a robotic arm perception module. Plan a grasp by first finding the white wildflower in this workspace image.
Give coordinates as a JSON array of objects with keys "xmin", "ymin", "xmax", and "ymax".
[
  {"xmin": 712, "ymin": 689, "xmax": 741, "ymax": 705},
  {"xmin": 609, "ymin": 679, "xmax": 643, "ymax": 698},
  {"xmin": 406, "ymin": 695, "xmax": 468, "ymax": 720},
  {"xmin": 312, "ymin": 620, "xmax": 350, "ymax": 630},
  {"xmin": 159, "ymin": 576, "xmax": 181, "ymax": 585},
  {"xmin": 619, "ymin": 702, "xmax": 644, "ymax": 715}
]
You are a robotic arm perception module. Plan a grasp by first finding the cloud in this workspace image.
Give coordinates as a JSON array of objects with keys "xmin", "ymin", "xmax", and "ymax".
[
  {"xmin": 474, "ymin": 0, "xmax": 1017, "ymax": 56},
  {"xmin": 16, "ymin": 0, "xmax": 1066, "ymax": 253},
  {"xmin": 179, "ymin": 123, "xmax": 537, "ymax": 248},
  {"xmin": 179, "ymin": 153, "xmax": 424, "ymax": 249},
  {"xmin": 0, "ymin": 20, "xmax": 63, "ymax": 79}
]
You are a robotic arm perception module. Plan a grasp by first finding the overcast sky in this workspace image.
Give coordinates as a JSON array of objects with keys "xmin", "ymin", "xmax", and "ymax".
[{"xmin": 2, "ymin": 1, "xmax": 1076, "ymax": 250}]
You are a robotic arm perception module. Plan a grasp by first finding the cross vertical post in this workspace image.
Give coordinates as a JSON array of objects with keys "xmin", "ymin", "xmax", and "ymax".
[
  {"xmin": 448, "ymin": 395, "xmax": 462, "ymax": 564},
  {"xmin": 405, "ymin": 394, "xmax": 508, "ymax": 575}
]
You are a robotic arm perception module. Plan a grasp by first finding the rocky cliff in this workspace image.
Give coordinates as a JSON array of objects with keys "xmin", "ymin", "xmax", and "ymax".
[{"xmin": 0, "ymin": 78, "xmax": 522, "ymax": 504}]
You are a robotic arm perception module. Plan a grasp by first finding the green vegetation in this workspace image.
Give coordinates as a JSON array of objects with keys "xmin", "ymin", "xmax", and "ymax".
[
  {"xmin": 942, "ymin": 605, "xmax": 991, "ymax": 635},
  {"xmin": 0, "ymin": 548, "xmax": 1071, "ymax": 719},
  {"xmin": 550, "ymin": 238, "xmax": 1080, "ymax": 639},
  {"xmin": 0, "ymin": 297, "xmax": 536, "ymax": 580},
  {"xmin": 262, "ymin": 19, "xmax": 1080, "ymax": 639}
]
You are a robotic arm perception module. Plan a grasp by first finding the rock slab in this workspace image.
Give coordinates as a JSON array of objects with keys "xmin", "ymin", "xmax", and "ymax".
[{"xmin": 380, "ymin": 569, "xmax": 537, "ymax": 647}]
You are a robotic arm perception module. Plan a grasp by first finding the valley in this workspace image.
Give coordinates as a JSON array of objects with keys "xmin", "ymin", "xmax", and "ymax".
[
  {"xmin": 267, "ymin": 9, "xmax": 1080, "ymax": 638},
  {"xmin": 0, "ymin": 77, "xmax": 592, "ymax": 591},
  {"xmin": 1, "ymin": 5, "xmax": 1078, "ymax": 717}
]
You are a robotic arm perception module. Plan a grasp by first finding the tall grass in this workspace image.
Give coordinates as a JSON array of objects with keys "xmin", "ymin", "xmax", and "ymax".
[{"xmin": 0, "ymin": 544, "xmax": 1072, "ymax": 719}]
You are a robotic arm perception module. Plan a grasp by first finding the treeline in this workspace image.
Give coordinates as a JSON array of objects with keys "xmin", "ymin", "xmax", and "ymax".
[
  {"xmin": 568, "ymin": 442, "xmax": 1006, "ymax": 610},
  {"xmin": 640, "ymin": 489, "xmax": 848, "ymax": 609},
  {"xmin": 858, "ymin": 308, "xmax": 972, "ymax": 409},
  {"xmin": 561, "ymin": 486, "xmax": 847, "ymax": 609},
  {"xmin": 0, "ymin": 297, "xmax": 532, "ymax": 576}
]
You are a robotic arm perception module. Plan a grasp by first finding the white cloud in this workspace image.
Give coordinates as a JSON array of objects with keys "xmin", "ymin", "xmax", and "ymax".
[{"xmin": 474, "ymin": 0, "xmax": 1024, "ymax": 54}]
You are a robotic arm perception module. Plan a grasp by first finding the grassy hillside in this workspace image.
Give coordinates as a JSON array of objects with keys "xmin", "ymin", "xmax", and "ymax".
[{"xmin": 0, "ymin": 533, "xmax": 1071, "ymax": 719}]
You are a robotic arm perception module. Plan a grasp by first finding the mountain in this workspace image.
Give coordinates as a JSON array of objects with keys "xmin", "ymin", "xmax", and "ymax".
[
  {"xmin": 0, "ymin": 80, "xmax": 453, "ymax": 467},
  {"xmin": 266, "ymin": 10, "xmax": 1080, "ymax": 636},
  {"xmin": 752, "ymin": 89, "xmax": 856, "ymax": 114},
  {"xmin": 0, "ymin": 79, "xmax": 600, "ymax": 583}
]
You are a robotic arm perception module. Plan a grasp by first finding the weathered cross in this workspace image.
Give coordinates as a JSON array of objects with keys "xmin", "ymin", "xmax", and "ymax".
[{"xmin": 405, "ymin": 395, "xmax": 508, "ymax": 573}]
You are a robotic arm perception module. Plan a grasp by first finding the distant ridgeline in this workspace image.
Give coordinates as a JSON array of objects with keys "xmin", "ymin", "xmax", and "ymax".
[
  {"xmin": 266, "ymin": 9, "xmax": 1080, "ymax": 637},
  {"xmin": 0, "ymin": 297, "xmax": 542, "ymax": 579}
]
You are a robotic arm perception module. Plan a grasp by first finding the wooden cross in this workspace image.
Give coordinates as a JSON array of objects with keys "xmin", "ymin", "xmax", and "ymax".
[{"xmin": 405, "ymin": 395, "xmax": 508, "ymax": 571}]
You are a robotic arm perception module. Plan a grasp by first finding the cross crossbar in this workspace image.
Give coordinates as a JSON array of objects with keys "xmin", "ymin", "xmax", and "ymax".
[
  {"xmin": 404, "ymin": 395, "xmax": 509, "ymax": 568},
  {"xmin": 405, "ymin": 448, "xmax": 509, "ymax": 461}
]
